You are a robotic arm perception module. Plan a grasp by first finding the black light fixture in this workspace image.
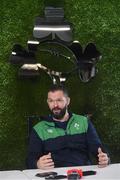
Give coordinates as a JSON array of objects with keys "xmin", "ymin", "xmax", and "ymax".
[
  {"xmin": 33, "ymin": 6, "xmax": 73, "ymax": 44},
  {"xmin": 69, "ymin": 41, "xmax": 102, "ymax": 82},
  {"xmin": 9, "ymin": 1, "xmax": 102, "ymax": 84},
  {"xmin": 19, "ymin": 63, "xmax": 68, "ymax": 83},
  {"xmin": 9, "ymin": 44, "xmax": 36, "ymax": 65},
  {"xmin": 9, "ymin": 40, "xmax": 74, "ymax": 83}
]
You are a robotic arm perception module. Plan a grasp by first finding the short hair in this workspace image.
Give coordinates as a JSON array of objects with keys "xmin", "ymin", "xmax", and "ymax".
[{"xmin": 48, "ymin": 84, "xmax": 69, "ymax": 97}]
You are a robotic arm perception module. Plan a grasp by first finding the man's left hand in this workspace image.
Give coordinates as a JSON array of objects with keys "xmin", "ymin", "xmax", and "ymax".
[{"xmin": 98, "ymin": 147, "xmax": 109, "ymax": 168}]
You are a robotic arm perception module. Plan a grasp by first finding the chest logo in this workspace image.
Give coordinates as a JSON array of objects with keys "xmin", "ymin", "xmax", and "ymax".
[
  {"xmin": 47, "ymin": 129, "xmax": 53, "ymax": 133},
  {"xmin": 74, "ymin": 123, "xmax": 80, "ymax": 130}
]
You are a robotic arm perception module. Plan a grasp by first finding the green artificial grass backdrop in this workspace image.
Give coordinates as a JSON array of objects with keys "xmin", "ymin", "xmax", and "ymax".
[{"xmin": 1, "ymin": 0, "xmax": 120, "ymax": 169}]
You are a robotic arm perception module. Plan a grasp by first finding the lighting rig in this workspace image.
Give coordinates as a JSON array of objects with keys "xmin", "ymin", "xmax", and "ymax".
[{"xmin": 9, "ymin": 1, "xmax": 102, "ymax": 84}]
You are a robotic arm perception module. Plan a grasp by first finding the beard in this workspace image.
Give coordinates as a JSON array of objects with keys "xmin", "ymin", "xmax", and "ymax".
[{"xmin": 50, "ymin": 106, "xmax": 67, "ymax": 120}]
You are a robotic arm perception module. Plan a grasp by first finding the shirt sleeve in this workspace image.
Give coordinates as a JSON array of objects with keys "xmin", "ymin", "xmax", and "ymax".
[
  {"xmin": 26, "ymin": 129, "xmax": 43, "ymax": 169},
  {"xmin": 86, "ymin": 120, "xmax": 104, "ymax": 157}
]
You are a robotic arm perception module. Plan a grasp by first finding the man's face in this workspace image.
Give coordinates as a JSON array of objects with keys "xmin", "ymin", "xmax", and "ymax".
[{"xmin": 47, "ymin": 90, "xmax": 70, "ymax": 120}]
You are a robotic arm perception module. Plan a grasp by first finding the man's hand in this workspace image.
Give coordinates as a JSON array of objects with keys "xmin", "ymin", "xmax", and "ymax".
[
  {"xmin": 98, "ymin": 147, "xmax": 109, "ymax": 168},
  {"xmin": 37, "ymin": 152, "xmax": 55, "ymax": 170}
]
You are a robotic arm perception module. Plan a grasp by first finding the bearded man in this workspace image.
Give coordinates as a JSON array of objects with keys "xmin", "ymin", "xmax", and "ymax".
[{"xmin": 27, "ymin": 85, "xmax": 109, "ymax": 169}]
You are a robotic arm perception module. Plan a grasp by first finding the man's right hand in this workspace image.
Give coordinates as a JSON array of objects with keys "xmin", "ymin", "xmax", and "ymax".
[{"xmin": 37, "ymin": 152, "xmax": 55, "ymax": 169}]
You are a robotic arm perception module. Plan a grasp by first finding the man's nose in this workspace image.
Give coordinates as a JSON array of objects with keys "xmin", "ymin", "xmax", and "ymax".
[{"xmin": 53, "ymin": 100, "xmax": 58, "ymax": 107}]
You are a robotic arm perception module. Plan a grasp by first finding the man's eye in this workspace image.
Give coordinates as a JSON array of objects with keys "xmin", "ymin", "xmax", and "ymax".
[
  {"xmin": 48, "ymin": 99, "xmax": 63, "ymax": 103},
  {"xmin": 57, "ymin": 99, "xmax": 63, "ymax": 102},
  {"xmin": 48, "ymin": 100, "xmax": 53, "ymax": 103}
]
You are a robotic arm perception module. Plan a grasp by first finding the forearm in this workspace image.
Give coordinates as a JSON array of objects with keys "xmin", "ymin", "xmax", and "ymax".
[
  {"xmin": 86, "ymin": 120, "xmax": 110, "ymax": 166},
  {"xmin": 27, "ymin": 129, "xmax": 43, "ymax": 169}
]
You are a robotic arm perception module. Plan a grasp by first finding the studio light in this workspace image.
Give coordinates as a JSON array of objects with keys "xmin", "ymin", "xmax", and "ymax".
[
  {"xmin": 19, "ymin": 63, "xmax": 67, "ymax": 84},
  {"xmin": 27, "ymin": 40, "xmax": 39, "ymax": 52},
  {"xmin": 33, "ymin": 7, "xmax": 73, "ymax": 44},
  {"xmin": 9, "ymin": 44, "xmax": 36, "ymax": 65},
  {"xmin": 69, "ymin": 41, "xmax": 102, "ymax": 82},
  {"xmin": 34, "ymin": 25, "xmax": 71, "ymax": 32},
  {"xmin": 19, "ymin": 64, "xmax": 40, "ymax": 78}
]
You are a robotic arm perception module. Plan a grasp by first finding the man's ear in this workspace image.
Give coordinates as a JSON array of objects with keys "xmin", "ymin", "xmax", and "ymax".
[{"xmin": 67, "ymin": 97, "xmax": 70, "ymax": 105}]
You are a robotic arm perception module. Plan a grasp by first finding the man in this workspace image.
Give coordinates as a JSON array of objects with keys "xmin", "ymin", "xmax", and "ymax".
[{"xmin": 27, "ymin": 85, "xmax": 109, "ymax": 169}]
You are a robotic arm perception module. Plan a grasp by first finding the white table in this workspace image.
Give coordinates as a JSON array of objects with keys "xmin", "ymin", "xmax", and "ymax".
[
  {"xmin": 0, "ymin": 170, "xmax": 29, "ymax": 180},
  {"xmin": 22, "ymin": 163, "xmax": 120, "ymax": 180}
]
